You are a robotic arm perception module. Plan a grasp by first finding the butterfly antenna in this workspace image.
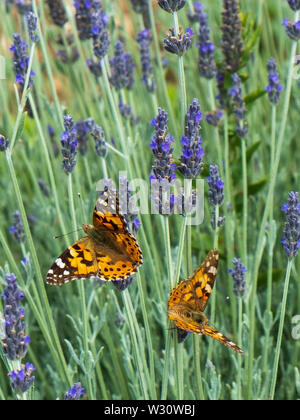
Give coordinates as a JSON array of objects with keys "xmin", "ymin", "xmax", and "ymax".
[{"xmin": 54, "ymin": 228, "xmax": 82, "ymax": 239}]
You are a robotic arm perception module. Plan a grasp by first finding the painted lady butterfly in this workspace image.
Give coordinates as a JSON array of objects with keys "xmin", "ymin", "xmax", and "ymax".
[
  {"xmin": 168, "ymin": 250, "xmax": 243, "ymax": 354},
  {"xmin": 46, "ymin": 188, "xmax": 143, "ymax": 285}
]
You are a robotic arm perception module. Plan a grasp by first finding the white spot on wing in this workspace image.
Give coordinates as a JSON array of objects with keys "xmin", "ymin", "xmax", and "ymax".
[{"xmin": 55, "ymin": 258, "xmax": 65, "ymax": 269}]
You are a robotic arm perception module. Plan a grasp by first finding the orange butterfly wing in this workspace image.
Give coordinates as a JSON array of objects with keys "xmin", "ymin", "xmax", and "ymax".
[
  {"xmin": 168, "ymin": 250, "xmax": 243, "ymax": 354},
  {"xmin": 46, "ymin": 188, "xmax": 143, "ymax": 285}
]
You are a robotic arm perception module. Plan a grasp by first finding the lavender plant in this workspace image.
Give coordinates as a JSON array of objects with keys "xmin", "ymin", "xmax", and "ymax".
[{"xmin": 0, "ymin": 0, "xmax": 299, "ymax": 402}]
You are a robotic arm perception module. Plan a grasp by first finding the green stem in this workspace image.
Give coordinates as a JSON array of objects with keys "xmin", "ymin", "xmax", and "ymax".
[
  {"xmin": 237, "ymin": 298, "xmax": 243, "ymax": 400},
  {"xmin": 33, "ymin": 0, "xmax": 64, "ymax": 129},
  {"xmin": 241, "ymin": 138, "xmax": 248, "ymax": 267},
  {"xmin": 147, "ymin": 0, "xmax": 177, "ymax": 133},
  {"xmin": 269, "ymin": 259, "xmax": 293, "ymax": 399},
  {"xmin": 223, "ymin": 114, "xmax": 237, "ymax": 336},
  {"xmin": 262, "ymin": 106, "xmax": 277, "ymax": 380},
  {"xmin": 173, "ymin": 11, "xmax": 187, "ymax": 129},
  {"xmin": 10, "ymin": 44, "xmax": 35, "ymax": 151}
]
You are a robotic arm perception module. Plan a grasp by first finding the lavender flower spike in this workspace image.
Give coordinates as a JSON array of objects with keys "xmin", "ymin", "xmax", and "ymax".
[
  {"xmin": 64, "ymin": 382, "xmax": 85, "ymax": 400},
  {"xmin": 9, "ymin": 363, "xmax": 35, "ymax": 394},
  {"xmin": 207, "ymin": 164, "xmax": 225, "ymax": 229},
  {"xmin": 158, "ymin": 0, "xmax": 186, "ymax": 13},
  {"xmin": 109, "ymin": 41, "xmax": 135, "ymax": 90},
  {"xmin": 164, "ymin": 27, "xmax": 194, "ymax": 56},
  {"xmin": 150, "ymin": 108, "xmax": 176, "ymax": 183},
  {"xmin": 266, "ymin": 58, "xmax": 283, "ymax": 105},
  {"xmin": 9, "ymin": 210, "xmax": 25, "ymax": 243},
  {"xmin": 228, "ymin": 258, "xmax": 247, "ymax": 297},
  {"xmin": 230, "ymin": 74, "xmax": 248, "ymax": 138},
  {"xmin": 1, "ymin": 273, "xmax": 30, "ymax": 360},
  {"xmin": 74, "ymin": 0, "xmax": 93, "ymax": 40},
  {"xmin": 281, "ymin": 191, "xmax": 300, "ymax": 258},
  {"xmin": 207, "ymin": 165, "xmax": 224, "ymax": 206},
  {"xmin": 61, "ymin": 114, "xmax": 78, "ymax": 174},
  {"xmin": 0, "ymin": 135, "xmax": 9, "ymax": 151},
  {"xmin": 10, "ymin": 33, "xmax": 35, "ymax": 89},
  {"xmin": 46, "ymin": 0, "xmax": 67, "ymax": 27},
  {"xmin": 91, "ymin": 0, "xmax": 110, "ymax": 60},
  {"xmin": 221, "ymin": 0, "xmax": 243, "ymax": 73},
  {"xmin": 187, "ymin": 2, "xmax": 204, "ymax": 24},
  {"xmin": 286, "ymin": 0, "xmax": 300, "ymax": 11},
  {"xmin": 137, "ymin": 29, "xmax": 156, "ymax": 92},
  {"xmin": 178, "ymin": 98, "xmax": 204, "ymax": 178},
  {"xmin": 196, "ymin": 5, "xmax": 216, "ymax": 79},
  {"xmin": 282, "ymin": 18, "xmax": 300, "ymax": 41},
  {"xmin": 25, "ymin": 12, "xmax": 40, "ymax": 43}
]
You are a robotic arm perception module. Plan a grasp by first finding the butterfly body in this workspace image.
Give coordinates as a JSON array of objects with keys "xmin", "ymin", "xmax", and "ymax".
[
  {"xmin": 168, "ymin": 250, "xmax": 243, "ymax": 354},
  {"xmin": 46, "ymin": 189, "xmax": 143, "ymax": 286}
]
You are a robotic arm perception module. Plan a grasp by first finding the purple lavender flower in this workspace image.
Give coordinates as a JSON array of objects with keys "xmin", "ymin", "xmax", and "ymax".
[
  {"xmin": 266, "ymin": 58, "xmax": 283, "ymax": 105},
  {"xmin": 206, "ymin": 110, "xmax": 224, "ymax": 126},
  {"xmin": 74, "ymin": 119, "xmax": 89, "ymax": 155},
  {"xmin": 1, "ymin": 273, "xmax": 30, "ymax": 360},
  {"xmin": 187, "ymin": 1, "xmax": 204, "ymax": 23},
  {"xmin": 164, "ymin": 27, "xmax": 194, "ymax": 55},
  {"xmin": 112, "ymin": 276, "xmax": 134, "ymax": 291},
  {"xmin": 207, "ymin": 165, "xmax": 224, "ymax": 206},
  {"xmin": 282, "ymin": 18, "xmax": 300, "ymax": 40},
  {"xmin": 46, "ymin": 0, "xmax": 68, "ymax": 27},
  {"xmin": 0, "ymin": 135, "xmax": 9, "ymax": 151},
  {"xmin": 109, "ymin": 41, "xmax": 135, "ymax": 90},
  {"xmin": 228, "ymin": 258, "xmax": 247, "ymax": 297},
  {"xmin": 9, "ymin": 363, "xmax": 35, "ymax": 394},
  {"xmin": 137, "ymin": 29, "xmax": 156, "ymax": 93},
  {"xmin": 91, "ymin": 0, "xmax": 110, "ymax": 60},
  {"xmin": 178, "ymin": 99, "xmax": 204, "ymax": 178},
  {"xmin": 286, "ymin": 0, "xmax": 300, "ymax": 11},
  {"xmin": 207, "ymin": 164, "xmax": 225, "ymax": 229},
  {"xmin": 16, "ymin": 0, "xmax": 32, "ymax": 15},
  {"xmin": 25, "ymin": 12, "xmax": 40, "ymax": 43},
  {"xmin": 86, "ymin": 58, "xmax": 102, "ymax": 78},
  {"xmin": 150, "ymin": 108, "xmax": 176, "ymax": 183},
  {"xmin": 90, "ymin": 123, "xmax": 107, "ymax": 157},
  {"xmin": 119, "ymin": 175, "xmax": 141, "ymax": 236},
  {"xmin": 150, "ymin": 109, "xmax": 176, "ymax": 215},
  {"xmin": 74, "ymin": 0, "xmax": 93, "ymax": 40},
  {"xmin": 64, "ymin": 382, "xmax": 85, "ymax": 400},
  {"xmin": 230, "ymin": 74, "xmax": 248, "ymax": 138},
  {"xmin": 196, "ymin": 5, "xmax": 216, "ymax": 79},
  {"xmin": 281, "ymin": 191, "xmax": 300, "ymax": 258},
  {"xmin": 158, "ymin": 0, "xmax": 186, "ymax": 13},
  {"xmin": 61, "ymin": 114, "xmax": 78, "ymax": 173},
  {"xmin": 216, "ymin": 69, "xmax": 230, "ymax": 109},
  {"xmin": 9, "ymin": 211, "xmax": 25, "ymax": 243},
  {"xmin": 221, "ymin": 0, "xmax": 243, "ymax": 73},
  {"xmin": 10, "ymin": 33, "xmax": 35, "ymax": 89}
]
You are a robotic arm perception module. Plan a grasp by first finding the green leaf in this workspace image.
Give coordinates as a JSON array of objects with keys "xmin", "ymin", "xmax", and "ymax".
[
  {"xmin": 248, "ymin": 177, "xmax": 269, "ymax": 196},
  {"xmin": 15, "ymin": 113, "xmax": 26, "ymax": 142},
  {"xmin": 246, "ymin": 140, "xmax": 262, "ymax": 163}
]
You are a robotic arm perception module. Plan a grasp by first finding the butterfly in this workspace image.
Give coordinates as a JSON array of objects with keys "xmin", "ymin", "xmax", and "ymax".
[
  {"xmin": 46, "ymin": 188, "xmax": 143, "ymax": 286},
  {"xmin": 168, "ymin": 249, "xmax": 243, "ymax": 354}
]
